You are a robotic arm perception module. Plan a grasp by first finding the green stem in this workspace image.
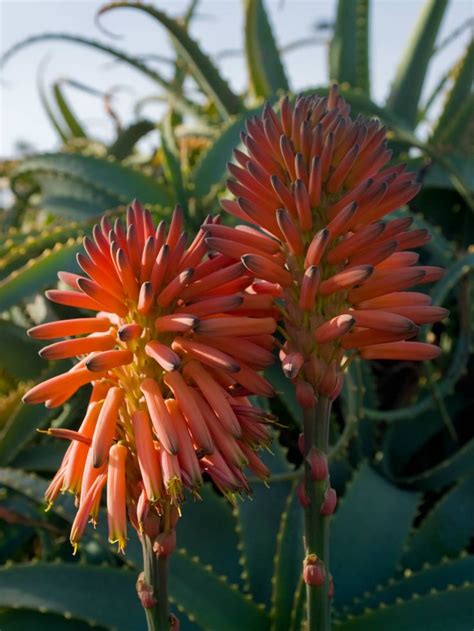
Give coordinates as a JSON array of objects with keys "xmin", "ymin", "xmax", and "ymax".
[
  {"xmin": 140, "ymin": 534, "xmax": 170, "ymax": 631},
  {"xmin": 303, "ymin": 396, "xmax": 332, "ymax": 631}
]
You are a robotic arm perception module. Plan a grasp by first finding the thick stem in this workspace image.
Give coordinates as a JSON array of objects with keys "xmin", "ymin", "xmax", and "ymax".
[
  {"xmin": 139, "ymin": 534, "xmax": 170, "ymax": 631},
  {"xmin": 303, "ymin": 395, "xmax": 332, "ymax": 631}
]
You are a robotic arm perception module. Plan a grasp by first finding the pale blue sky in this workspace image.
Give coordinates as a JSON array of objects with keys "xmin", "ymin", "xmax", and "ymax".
[{"xmin": 0, "ymin": 0, "xmax": 472, "ymax": 157}]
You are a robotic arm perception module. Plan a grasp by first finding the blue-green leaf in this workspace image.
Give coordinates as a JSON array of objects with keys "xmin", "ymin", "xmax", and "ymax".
[
  {"xmin": 99, "ymin": 2, "xmax": 243, "ymax": 119},
  {"xmin": 53, "ymin": 81, "xmax": 87, "ymax": 139},
  {"xmin": 235, "ymin": 441, "xmax": 294, "ymax": 606},
  {"xmin": 402, "ymin": 473, "xmax": 474, "ymax": 570},
  {"xmin": 191, "ymin": 107, "xmax": 261, "ymax": 199},
  {"xmin": 331, "ymin": 463, "xmax": 420, "ymax": 607},
  {"xmin": 244, "ymin": 0, "xmax": 289, "ymax": 98},
  {"xmin": 270, "ymin": 483, "xmax": 304, "ymax": 631},
  {"xmin": 176, "ymin": 485, "xmax": 243, "ymax": 587},
  {"xmin": 0, "ymin": 610, "xmax": 107, "ymax": 631},
  {"xmin": 13, "ymin": 153, "xmax": 171, "ymax": 214},
  {"xmin": 335, "ymin": 584, "xmax": 474, "ymax": 630},
  {"xmin": 348, "ymin": 554, "xmax": 474, "ymax": 616},
  {"xmin": 0, "ymin": 321, "xmax": 43, "ymax": 380},
  {"xmin": 329, "ymin": 0, "xmax": 370, "ymax": 94},
  {"xmin": 0, "ymin": 239, "xmax": 82, "ymax": 311},
  {"xmin": 109, "ymin": 120, "xmax": 156, "ymax": 160},
  {"xmin": 386, "ymin": 0, "xmax": 448, "ymax": 128},
  {"xmin": 0, "ymin": 563, "xmax": 144, "ymax": 631}
]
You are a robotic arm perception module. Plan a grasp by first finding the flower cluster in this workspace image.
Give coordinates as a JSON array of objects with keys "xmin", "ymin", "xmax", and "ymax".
[
  {"xmin": 24, "ymin": 202, "xmax": 276, "ymax": 552},
  {"xmin": 213, "ymin": 86, "xmax": 446, "ymax": 404}
]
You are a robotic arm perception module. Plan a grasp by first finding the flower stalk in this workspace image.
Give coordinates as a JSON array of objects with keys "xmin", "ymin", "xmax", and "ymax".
[{"xmin": 303, "ymin": 396, "xmax": 332, "ymax": 631}]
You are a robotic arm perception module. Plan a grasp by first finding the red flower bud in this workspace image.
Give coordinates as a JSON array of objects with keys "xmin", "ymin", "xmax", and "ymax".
[
  {"xmin": 136, "ymin": 572, "xmax": 157, "ymax": 609},
  {"xmin": 296, "ymin": 479, "xmax": 311, "ymax": 507},
  {"xmin": 320, "ymin": 487, "xmax": 337, "ymax": 515},
  {"xmin": 170, "ymin": 613, "xmax": 180, "ymax": 630},
  {"xmin": 296, "ymin": 380, "xmax": 317, "ymax": 408},
  {"xmin": 306, "ymin": 447, "xmax": 328, "ymax": 481},
  {"xmin": 303, "ymin": 554, "xmax": 326, "ymax": 586},
  {"xmin": 153, "ymin": 529, "xmax": 177, "ymax": 557}
]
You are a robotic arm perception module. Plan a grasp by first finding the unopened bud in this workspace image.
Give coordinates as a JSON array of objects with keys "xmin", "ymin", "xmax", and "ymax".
[
  {"xmin": 330, "ymin": 374, "xmax": 344, "ymax": 400},
  {"xmin": 307, "ymin": 447, "xmax": 328, "ymax": 481},
  {"xmin": 282, "ymin": 352, "xmax": 304, "ymax": 379},
  {"xmin": 296, "ymin": 380, "xmax": 316, "ymax": 408},
  {"xmin": 296, "ymin": 479, "xmax": 311, "ymax": 507},
  {"xmin": 153, "ymin": 529, "xmax": 176, "ymax": 557},
  {"xmin": 303, "ymin": 554, "xmax": 326, "ymax": 586},
  {"xmin": 318, "ymin": 361, "xmax": 338, "ymax": 397},
  {"xmin": 136, "ymin": 572, "xmax": 157, "ymax": 609},
  {"xmin": 320, "ymin": 487, "xmax": 337, "ymax": 515}
]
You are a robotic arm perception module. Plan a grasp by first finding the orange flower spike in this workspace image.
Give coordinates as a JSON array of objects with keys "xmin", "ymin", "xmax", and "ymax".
[
  {"xmin": 91, "ymin": 386, "xmax": 124, "ymax": 468},
  {"xmin": 216, "ymin": 86, "xmax": 445, "ymax": 403},
  {"xmin": 107, "ymin": 443, "xmax": 128, "ymax": 553},
  {"xmin": 23, "ymin": 199, "xmax": 279, "ymax": 551}
]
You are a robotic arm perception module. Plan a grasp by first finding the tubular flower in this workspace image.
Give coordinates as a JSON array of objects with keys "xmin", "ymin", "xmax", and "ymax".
[
  {"xmin": 23, "ymin": 201, "xmax": 276, "ymax": 552},
  {"xmin": 214, "ymin": 86, "xmax": 447, "ymax": 402}
]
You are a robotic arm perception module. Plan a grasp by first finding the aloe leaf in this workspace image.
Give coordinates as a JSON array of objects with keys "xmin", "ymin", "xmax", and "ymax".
[
  {"xmin": 0, "ymin": 222, "xmax": 88, "ymax": 280},
  {"xmin": 0, "ymin": 238, "xmax": 82, "ymax": 311},
  {"xmin": 171, "ymin": 551, "xmax": 270, "ymax": 631},
  {"xmin": 0, "ymin": 468, "xmax": 269, "ymax": 630},
  {"xmin": 176, "ymin": 485, "xmax": 243, "ymax": 587},
  {"xmin": 161, "ymin": 113, "xmax": 187, "ymax": 208},
  {"xmin": 108, "ymin": 119, "xmax": 155, "ymax": 160},
  {"xmin": 398, "ymin": 435, "xmax": 474, "ymax": 492},
  {"xmin": 386, "ymin": 0, "xmax": 448, "ymax": 128},
  {"xmin": 10, "ymin": 443, "xmax": 65, "ymax": 472},
  {"xmin": 99, "ymin": 2, "xmax": 243, "ymax": 119},
  {"xmin": 0, "ymin": 385, "xmax": 80, "ymax": 466},
  {"xmin": 0, "ymin": 563, "xmax": 144, "ymax": 631},
  {"xmin": 52, "ymin": 81, "xmax": 87, "ymax": 138},
  {"xmin": 402, "ymin": 474, "xmax": 474, "ymax": 570},
  {"xmin": 0, "ymin": 610, "xmax": 107, "ymax": 631},
  {"xmin": 1, "ymin": 33, "xmax": 198, "ymax": 117},
  {"xmin": 331, "ymin": 463, "xmax": 420, "ymax": 607},
  {"xmin": 0, "ymin": 320, "xmax": 43, "ymax": 380},
  {"xmin": 13, "ymin": 153, "xmax": 171, "ymax": 214},
  {"xmin": 336, "ymin": 584, "xmax": 474, "ymax": 630},
  {"xmin": 191, "ymin": 107, "xmax": 262, "ymax": 200},
  {"xmin": 235, "ymin": 441, "xmax": 295, "ymax": 606},
  {"xmin": 431, "ymin": 39, "xmax": 474, "ymax": 146},
  {"xmin": 346, "ymin": 554, "xmax": 474, "ymax": 616},
  {"xmin": 270, "ymin": 483, "xmax": 304, "ymax": 631},
  {"xmin": 37, "ymin": 64, "xmax": 68, "ymax": 143},
  {"xmin": 329, "ymin": 0, "xmax": 370, "ymax": 94},
  {"xmin": 244, "ymin": 0, "xmax": 289, "ymax": 98}
]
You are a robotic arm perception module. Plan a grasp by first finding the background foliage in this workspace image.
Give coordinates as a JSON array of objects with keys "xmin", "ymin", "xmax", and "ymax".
[{"xmin": 0, "ymin": 1, "xmax": 473, "ymax": 629}]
